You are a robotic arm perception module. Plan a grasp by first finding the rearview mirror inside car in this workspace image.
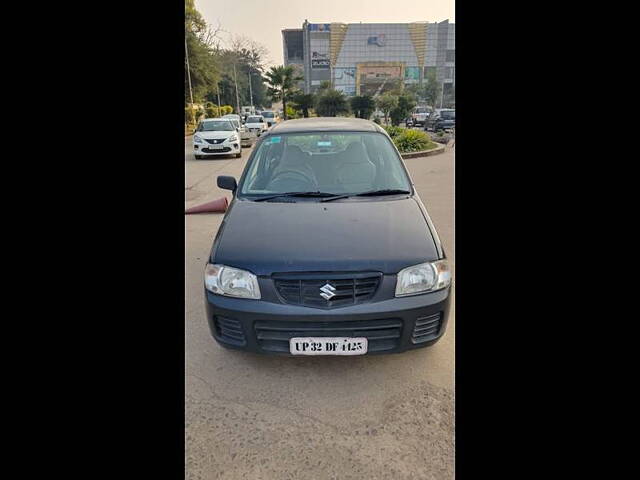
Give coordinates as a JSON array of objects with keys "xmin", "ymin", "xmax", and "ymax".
[{"xmin": 217, "ymin": 175, "xmax": 237, "ymax": 192}]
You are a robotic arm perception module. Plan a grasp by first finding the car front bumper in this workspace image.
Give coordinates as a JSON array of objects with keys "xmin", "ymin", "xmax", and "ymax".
[
  {"xmin": 193, "ymin": 142, "xmax": 241, "ymax": 156},
  {"xmin": 204, "ymin": 286, "xmax": 451, "ymax": 355}
]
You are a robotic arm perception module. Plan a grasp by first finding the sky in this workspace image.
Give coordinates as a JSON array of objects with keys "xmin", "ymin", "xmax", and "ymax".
[{"xmin": 195, "ymin": 0, "xmax": 455, "ymax": 67}]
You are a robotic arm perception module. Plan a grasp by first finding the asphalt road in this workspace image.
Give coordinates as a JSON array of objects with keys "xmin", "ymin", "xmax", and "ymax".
[{"xmin": 185, "ymin": 135, "xmax": 455, "ymax": 480}]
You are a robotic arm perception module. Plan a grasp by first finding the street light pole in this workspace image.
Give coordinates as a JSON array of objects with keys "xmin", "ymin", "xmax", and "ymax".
[
  {"xmin": 232, "ymin": 63, "xmax": 241, "ymax": 115},
  {"xmin": 248, "ymin": 72, "xmax": 254, "ymax": 111},
  {"xmin": 185, "ymin": 36, "xmax": 194, "ymax": 121}
]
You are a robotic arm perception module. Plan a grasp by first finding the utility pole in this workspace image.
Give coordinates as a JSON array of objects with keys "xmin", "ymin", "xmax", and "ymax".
[
  {"xmin": 248, "ymin": 72, "xmax": 254, "ymax": 110},
  {"xmin": 216, "ymin": 82, "xmax": 221, "ymax": 117},
  {"xmin": 185, "ymin": 36, "xmax": 194, "ymax": 121},
  {"xmin": 232, "ymin": 63, "xmax": 241, "ymax": 115}
]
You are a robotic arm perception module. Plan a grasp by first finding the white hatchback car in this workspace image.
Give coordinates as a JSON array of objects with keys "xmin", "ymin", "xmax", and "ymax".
[
  {"xmin": 193, "ymin": 118, "xmax": 242, "ymax": 159},
  {"xmin": 244, "ymin": 115, "xmax": 269, "ymax": 136}
]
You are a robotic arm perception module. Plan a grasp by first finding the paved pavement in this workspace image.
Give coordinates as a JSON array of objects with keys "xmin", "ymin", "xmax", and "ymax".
[{"xmin": 185, "ymin": 136, "xmax": 455, "ymax": 480}]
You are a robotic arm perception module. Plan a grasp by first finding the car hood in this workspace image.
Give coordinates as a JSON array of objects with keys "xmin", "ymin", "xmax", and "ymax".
[{"xmin": 212, "ymin": 197, "xmax": 439, "ymax": 276}]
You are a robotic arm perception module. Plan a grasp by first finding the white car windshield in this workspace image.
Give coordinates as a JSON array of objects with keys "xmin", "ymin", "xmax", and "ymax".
[
  {"xmin": 198, "ymin": 121, "xmax": 234, "ymax": 132},
  {"xmin": 247, "ymin": 116, "xmax": 264, "ymax": 123}
]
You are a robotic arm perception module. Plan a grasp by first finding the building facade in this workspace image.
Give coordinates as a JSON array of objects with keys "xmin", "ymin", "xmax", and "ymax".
[{"xmin": 282, "ymin": 20, "xmax": 454, "ymax": 102}]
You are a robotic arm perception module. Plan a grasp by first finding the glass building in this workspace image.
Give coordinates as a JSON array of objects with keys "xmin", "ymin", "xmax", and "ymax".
[{"xmin": 282, "ymin": 20, "xmax": 454, "ymax": 101}]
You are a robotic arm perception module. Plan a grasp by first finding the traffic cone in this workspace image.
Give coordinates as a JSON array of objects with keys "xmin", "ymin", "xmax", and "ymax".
[{"xmin": 185, "ymin": 196, "xmax": 228, "ymax": 214}]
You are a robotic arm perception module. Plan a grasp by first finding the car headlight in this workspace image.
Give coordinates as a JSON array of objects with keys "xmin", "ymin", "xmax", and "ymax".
[
  {"xmin": 194, "ymin": 135, "xmax": 204, "ymax": 143},
  {"xmin": 204, "ymin": 264, "xmax": 261, "ymax": 299},
  {"xmin": 395, "ymin": 260, "xmax": 451, "ymax": 297},
  {"xmin": 227, "ymin": 134, "xmax": 238, "ymax": 142}
]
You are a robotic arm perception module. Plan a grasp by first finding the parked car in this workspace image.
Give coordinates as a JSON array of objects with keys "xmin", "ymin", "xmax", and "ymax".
[
  {"xmin": 193, "ymin": 118, "xmax": 242, "ymax": 159},
  {"xmin": 260, "ymin": 110, "xmax": 279, "ymax": 127},
  {"xmin": 406, "ymin": 107, "xmax": 430, "ymax": 127},
  {"xmin": 244, "ymin": 115, "xmax": 269, "ymax": 136},
  {"xmin": 425, "ymin": 109, "xmax": 455, "ymax": 132},
  {"xmin": 205, "ymin": 117, "xmax": 451, "ymax": 355}
]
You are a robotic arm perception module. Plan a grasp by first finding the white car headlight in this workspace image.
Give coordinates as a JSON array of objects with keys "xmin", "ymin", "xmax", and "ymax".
[
  {"xmin": 194, "ymin": 135, "xmax": 204, "ymax": 143},
  {"xmin": 395, "ymin": 260, "xmax": 451, "ymax": 297},
  {"xmin": 227, "ymin": 134, "xmax": 238, "ymax": 142},
  {"xmin": 204, "ymin": 264, "xmax": 261, "ymax": 299}
]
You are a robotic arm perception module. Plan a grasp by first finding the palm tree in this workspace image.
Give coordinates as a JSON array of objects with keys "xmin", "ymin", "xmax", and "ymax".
[
  {"xmin": 291, "ymin": 92, "xmax": 316, "ymax": 118},
  {"xmin": 264, "ymin": 65, "xmax": 303, "ymax": 120}
]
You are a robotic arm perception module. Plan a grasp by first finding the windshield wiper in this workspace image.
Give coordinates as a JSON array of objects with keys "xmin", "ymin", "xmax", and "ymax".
[
  {"xmin": 320, "ymin": 189, "xmax": 411, "ymax": 202},
  {"xmin": 253, "ymin": 191, "xmax": 339, "ymax": 202}
]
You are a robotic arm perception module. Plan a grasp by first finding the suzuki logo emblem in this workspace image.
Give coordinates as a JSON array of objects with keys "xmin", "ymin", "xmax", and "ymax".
[{"xmin": 319, "ymin": 283, "xmax": 336, "ymax": 300}]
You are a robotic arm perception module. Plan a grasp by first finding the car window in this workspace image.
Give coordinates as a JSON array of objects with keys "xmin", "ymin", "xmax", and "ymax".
[
  {"xmin": 247, "ymin": 116, "xmax": 264, "ymax": 123},
  {"xmin": 262, "ymin": 112, "xmax": 274, "ymax": 118},
  {"xmin": 440, "ymin": 111, "xmax": 455, "ymax": 119},
  {"xmin": 198, "ymin": 121, "xmax": 234, "ymax": 132},
  {"xmin": 239, "ymin": 132, "xmax": 411, "ymax": 197}
]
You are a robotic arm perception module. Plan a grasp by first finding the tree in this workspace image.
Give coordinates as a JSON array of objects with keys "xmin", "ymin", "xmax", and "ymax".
[
  {"xmin": 390, "ymin": 93, "xmax": 416, "ymax": 126},
  {"xmin": 291, "ymin": 92, "xmax": 316, "ymax": 118},
  {"xmin": 264, "ymin": 65, "xmax": 303, "ymax": 120},
  {"xmin": 422, "ymin": 71, "xmax": 440, "ymax": 112},
  {"xmin": 350, "ymin": 95, "xmax": 376, "ymax": 119},
  {"xmin": 316, "ymin": 89, "xmax": 350, "ymax": 117},
  {"xmin": 375, "ymin": 94, "xmax": 397, "ymax": 125},
  {"xmin": 185, "ymin": 0, "xmax": 223, "ymax": 106}
]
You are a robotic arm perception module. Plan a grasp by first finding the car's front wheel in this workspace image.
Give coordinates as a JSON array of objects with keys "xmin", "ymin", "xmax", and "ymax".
[{"xmin": 195, "ymin": 154, "xmax": 202, "ymax": 160}]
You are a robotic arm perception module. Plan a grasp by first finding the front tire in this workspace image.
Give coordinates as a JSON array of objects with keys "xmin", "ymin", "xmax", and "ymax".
[{"xmin": 194, "ymin": 154, "xmax": 203, "ymax": 160}]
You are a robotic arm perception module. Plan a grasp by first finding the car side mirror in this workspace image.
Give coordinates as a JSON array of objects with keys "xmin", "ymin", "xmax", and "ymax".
[{"xmin": 217, "ymin": 175, "xmax": 237, "ymax": 192}]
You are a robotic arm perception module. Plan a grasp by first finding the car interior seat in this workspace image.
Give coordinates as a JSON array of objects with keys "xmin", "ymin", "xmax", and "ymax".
[
  {"xmin": 335, "ymin": 142, "xmax": 377, "ymax": 192},
  {"xmin": 268, "ymin": 145, "xmax": 318, "ymax": 192}
]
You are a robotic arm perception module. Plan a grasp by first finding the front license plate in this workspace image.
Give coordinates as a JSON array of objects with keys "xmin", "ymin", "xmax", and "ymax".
[
  {"xmin": 290, "ymin": 337, "xmax": 368, "ymax": 355},
  {"xmin": 209, "ymin": 145, "xmax": 224, "ymax": 150}
]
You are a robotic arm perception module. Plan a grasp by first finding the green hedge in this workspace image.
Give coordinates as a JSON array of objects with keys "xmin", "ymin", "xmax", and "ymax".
[
  {"xmin": 394, "ymin": 129, "xmax": 436, "ymax": 153},
  {"xmin": 383, "ymin": 125, "xmax": 404, "ymax": 139}
]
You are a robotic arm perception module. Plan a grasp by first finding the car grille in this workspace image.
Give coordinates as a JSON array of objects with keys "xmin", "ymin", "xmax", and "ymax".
[
  {"xmin": 213, "ymin": 316, "xmax": 246, "ymax": 346},
  {"xmin": 254, "ymin": 318, "xmax": 403, "ymax": 353},
  {"xmin": 411, "ymin": 313, "xmax": 442, "ymax": 344},
  {"xmin": 202, "ymin": 147, "xmax": 231, "ymax": 153},
  {"xmin": 205, "ymin": 138, "xmax": 225, "ymax": 144},
  {"xmin": 274, "ymin": 273, "xmax": 381, "ymax": 309}
]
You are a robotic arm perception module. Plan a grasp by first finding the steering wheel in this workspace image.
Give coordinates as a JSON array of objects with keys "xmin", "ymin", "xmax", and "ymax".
[{"xmin": 269, "ymin": 169, "xmax": 317, "ymax": 190}]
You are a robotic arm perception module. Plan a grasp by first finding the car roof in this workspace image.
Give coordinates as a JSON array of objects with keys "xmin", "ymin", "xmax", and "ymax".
[
  {"xmin": 202, "ymin": 118, "xmax": 233, "ymax": 122},
  {"xmin": 266, "ymin": 117, "xmax": 385, "ymax": 134}
]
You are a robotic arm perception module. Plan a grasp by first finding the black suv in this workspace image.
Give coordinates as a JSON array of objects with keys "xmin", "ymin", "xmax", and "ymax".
[
  {"xmin": 425, "ymin": 109, "xmax": 455, "ymax": 132},
  {"xmin": 205, "ymin": 117, "xmax": 451, "ymax": 355}
]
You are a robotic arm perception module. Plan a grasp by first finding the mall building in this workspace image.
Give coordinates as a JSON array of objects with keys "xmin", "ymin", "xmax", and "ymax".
[{"xmin": 282, "ymin": 20, "xmax": 455, "ymax": 100}]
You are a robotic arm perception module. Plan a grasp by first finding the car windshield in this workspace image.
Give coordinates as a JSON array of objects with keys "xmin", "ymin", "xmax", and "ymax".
[
  {"xmin": 262, "ymin": 112, "xmax": 274, "ymax": 118},
  {"xmin": 239, "ymin": 132, "xmax": 412, "ymax": 198},
  {"xmin": 415, "ymin": 108, "xmax": 428, "ymax": 113},
  {"xmin": 198, "ymin": 121, "xmax": 234, "ymax": 132},
  {"xmin": 247, "ymin": 116, "xmax": 263, "ymax": 123},
  {"xmin": 440, "ymin": 111, "xmax": 455, "ymax": 119}
]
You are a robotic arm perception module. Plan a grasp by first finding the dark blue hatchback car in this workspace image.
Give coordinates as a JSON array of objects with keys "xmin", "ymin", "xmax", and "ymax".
[{"xmin": 204, "ymin": 117, "xmax": 451, "ymax": 355}]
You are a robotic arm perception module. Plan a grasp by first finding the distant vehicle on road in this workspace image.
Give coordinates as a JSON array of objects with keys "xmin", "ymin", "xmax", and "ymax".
[
  {"xmin": 244, "ymin": 115, "xmax": 269, "ymax": 136},
  {"xmin": 222, "ymin": 114, "xmax": 254, "ymax": 147},
  {"xmin": 425, "ymin": 109, "xmax": 455, "ymax": 132},
  {"xmin": 205, "ymin": 117, "xmax": 451, "ymax": 355},
  {"xmin": 193, "ymin": 118, "xmax": 242, "ymax": 159},
  {"xmin": 241, "ymin": 106, "xmax": 256, "ymax": 116},
  {"xmin": 406, "ymin": 106, "xmax": 430, "ymax": 127},
  {"xmin": 260, "ymin": 110, "xmax": 279, "ymax": 127}
]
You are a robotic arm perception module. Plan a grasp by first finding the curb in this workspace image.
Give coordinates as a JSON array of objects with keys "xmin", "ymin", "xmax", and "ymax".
[{"xmin": 401, "ymin": 144, "xmax": 446, "ymax": 159}]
